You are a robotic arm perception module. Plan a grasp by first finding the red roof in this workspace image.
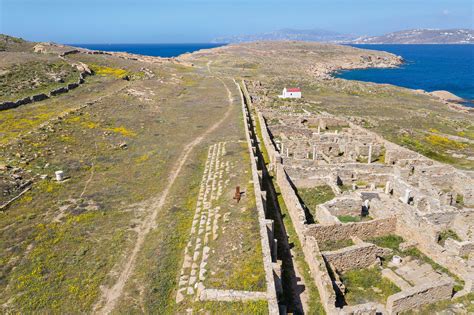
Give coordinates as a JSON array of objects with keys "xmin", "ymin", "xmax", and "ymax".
[{"xmin": 286, "ymin": 88, "xmax": 301, "ymax": 92}]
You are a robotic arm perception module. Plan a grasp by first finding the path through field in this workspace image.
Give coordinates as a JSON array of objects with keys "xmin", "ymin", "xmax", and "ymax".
[{"xmin": 94, "ymin": 71, "xmax": 235, "ymax": 314}]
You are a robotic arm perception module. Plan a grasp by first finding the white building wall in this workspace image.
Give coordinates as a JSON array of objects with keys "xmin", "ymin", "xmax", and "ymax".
[{"xmin": 281, "ymin": 88, "xmax": 302, "ymax": 99}]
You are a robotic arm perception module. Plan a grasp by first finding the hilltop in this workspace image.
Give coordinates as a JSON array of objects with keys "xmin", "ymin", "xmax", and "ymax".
[
  {"xmin": 352, "ymin": 29, "xmax": 474, "ymax": 44},
  {"xmin": 213, "ymin": 28, "xmax": 357, "ymax": 43},
  {"xmin": 214, "ymin": 28, "xmax": 474, "ymax": 44}
]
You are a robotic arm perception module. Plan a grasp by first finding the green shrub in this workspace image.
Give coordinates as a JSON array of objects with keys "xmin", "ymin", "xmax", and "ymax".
[{"xmin": 438, "ymin": 229, "xmax": 461, "ymax": 246}]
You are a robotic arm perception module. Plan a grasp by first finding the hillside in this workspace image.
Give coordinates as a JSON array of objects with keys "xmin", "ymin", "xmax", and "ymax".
[
  {"xmin": 352, "ymin": 29, "xmax": 474, "ymax": 44},
  {"xmin": 213, "ymin": 28, "xmax": 357, "ymax": 43},
  {"xmin": 214, "ymin": 28, "xmax": 474, "ymax": 44},
  {"xmin": 0, "ymin": 34, "xmax": 35, "ymax": 51}
]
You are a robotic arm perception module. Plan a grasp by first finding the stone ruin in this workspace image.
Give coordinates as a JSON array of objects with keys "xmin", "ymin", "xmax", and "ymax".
[{"xmin": 245, "ymin": 81, "xmax": 474, "ymax": 314}]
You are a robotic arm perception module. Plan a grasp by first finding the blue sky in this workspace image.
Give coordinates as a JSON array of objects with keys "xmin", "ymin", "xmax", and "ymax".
[{"xmin": 1, "ymin": 0, "xmax": 473, "ymax": 43}]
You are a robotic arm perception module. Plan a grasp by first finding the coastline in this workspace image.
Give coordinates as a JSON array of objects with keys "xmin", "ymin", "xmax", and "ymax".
[
  {"xmin": 335, "ymin": 44, "xmax": 474, "ymax": 108},
  {"xmin": 42, "ymin": 40, "xmax": 473, "ymax": 113}
]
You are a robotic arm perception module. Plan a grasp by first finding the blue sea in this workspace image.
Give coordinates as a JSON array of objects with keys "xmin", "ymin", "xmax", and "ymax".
[
  {"xmin": 70, "ymin": 43, "xmax": 225, "ymax": 58},
  {"xmin": 338, "ymin": 44, "xmax": 474, "ymax": 106},
  {"xmin": 71, "ymin": 43, "xmax": 473, "ymax": 107}
]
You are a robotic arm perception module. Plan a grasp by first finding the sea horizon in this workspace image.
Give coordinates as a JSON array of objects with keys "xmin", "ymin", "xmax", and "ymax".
[{"xmin": 70, "ymin": 42, "xmax": 473, "ymax": 107}]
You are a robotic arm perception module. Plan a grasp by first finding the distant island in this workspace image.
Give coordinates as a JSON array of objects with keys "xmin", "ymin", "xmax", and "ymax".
[{"xmin": 214, "ymin": 28, "xmax": 474, "ymax": 44}]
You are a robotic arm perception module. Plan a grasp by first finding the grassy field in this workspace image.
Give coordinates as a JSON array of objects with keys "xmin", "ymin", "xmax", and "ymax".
[
  {"xmin": 0, "ymin": 60, "xmax": 80, "ymax": 102},
  {"xmin": 0, "ymin": 48, "xmax": 266, "ymax": 312},
  {"xmin": 204, "ymin": 143, "xmax": 266, "ymax": 292}
]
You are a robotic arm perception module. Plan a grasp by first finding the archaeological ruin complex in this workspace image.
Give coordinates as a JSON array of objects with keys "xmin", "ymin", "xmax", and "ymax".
[{"xmin": 242, "ymin": 80, "xmax": 474, "ymax": 314}]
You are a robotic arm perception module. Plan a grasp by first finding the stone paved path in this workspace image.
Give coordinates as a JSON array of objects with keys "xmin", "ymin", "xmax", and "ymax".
[{"xmin": 176, "ymin": 141, "xmax": 230, "ymax": 302}]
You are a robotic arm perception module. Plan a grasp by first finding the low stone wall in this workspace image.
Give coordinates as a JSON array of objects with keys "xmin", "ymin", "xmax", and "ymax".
[
  {"xmin": 315, "ymin": 204, "xmax": 340, "ymax": 225},
  {"xmin": 305, "ymin": 217, "xmax": 397, "ymax": 243},
  {"xmin": 275, "ymin": 163, "xmax": 308, "ymax": 235},
  {"xmin": 386, "ymin": 279, "xmax": 453, "ymax": 314},
  {"xmin": 445, "ymin": 239, "xmax": 474, "ymax": 257},
  {"xmin": 324, "ymin": 197, "xmax": 363, "ymax": 217},
  {"xmin": 322, "ymin": 243, "xmax": 390, "ymax": 273},
  {"xmin": 251, "ymin": 95, "xmax": 340, "ymax": 313},
  {"xmin": 237, "ymin": 80, "xmax": 279, "ymax": 314},
  {"xmin": 303, "ymin": 236, "xmax": 338, "ymax": 312},
  {"xmin": 396, "ymin": 211, "xmax": 474, "ymax": 292},
  {"xmin": 0, "ymin": 72, "xmax": 88, "ymax": 111}
]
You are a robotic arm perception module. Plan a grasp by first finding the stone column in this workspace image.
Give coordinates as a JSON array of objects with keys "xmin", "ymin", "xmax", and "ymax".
[
  {"xmin": 385, "ymin": 181, "xmax": 392, "ymax": 194},
  {"xmin": 364, "ymin": 199, "xmax": 370, "ymax": 209},
  {"xmin": 312, "ymin": 146, "xmax": 317, "ymax": 160},
  {"xmin": 286, "ymin": 148, "xmax": 289, "ymax": 158},
  {"xmin": 400, "ymin": 189, "xmax": 412, "ymax": 204},
  {"xmin": 368, "ymin": 144, "xmax": 373, "ymax": 164},
  {"xmin": 317, "ymin": 125, "xmax": 321, "ymax": 134},
  {"xmin": 362, "ymin": 199, "xmax": 370, "ymax": 216}
]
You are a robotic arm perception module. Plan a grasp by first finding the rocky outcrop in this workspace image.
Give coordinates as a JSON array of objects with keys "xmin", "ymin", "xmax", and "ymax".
[
  {"xmin": 429, "ymin": 90, "xmax": 465, "ymax": 103},
  {"xmin": 308, "ymin": 54, "xmax": 404, "ymax": 80}
]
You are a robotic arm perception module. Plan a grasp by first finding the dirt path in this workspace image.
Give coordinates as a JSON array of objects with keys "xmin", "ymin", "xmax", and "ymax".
[{"xmin": 94, "ymin": 73, "xmax": 235, "ymax": 314}]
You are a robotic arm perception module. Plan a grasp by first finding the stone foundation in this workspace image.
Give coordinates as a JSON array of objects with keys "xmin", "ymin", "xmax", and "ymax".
[
  {"xmin": 305, "ymin": 218, "xmax": 397, "ymax": 243},
  {"xmin": 322, "ymin": 243, "xmax": 391, "ymax": 273},
  {"xmin": 386, "ymin": 280, "xmax": 453, "ymax": 314}
]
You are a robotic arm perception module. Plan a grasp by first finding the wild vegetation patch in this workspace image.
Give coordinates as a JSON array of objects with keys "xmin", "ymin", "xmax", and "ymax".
[
  {"xmin": 0, "ymin": 61, "xmax": 79, "ymax": 102},
  {"xmin": 338, "ymin": 215, "xmax": 372, "ymax": 223},
  {"xmin": 88, "ymin": 64, "xmax": 129, "ymax": 79},
  {"xmin": 318, "ymin": 239, "xmax": 354, "ymax": 252},
  {"xmin": 297, "ymin": 185, "xmax": 335, "ymax": 218},
  {"xmin": 437, "ymin": 229, "xmax": 461, "ymax": 246},
  {"xmin": 340, "ymin": 267, "xmax": 400, "ymax": 305}
]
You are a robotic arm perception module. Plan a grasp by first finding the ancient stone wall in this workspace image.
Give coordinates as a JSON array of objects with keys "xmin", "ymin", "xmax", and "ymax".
[
  {"xmin": 238, "ymin": 80, "xmax": 280, "ymax": 314},
  {"xmin": 0, "ymin": 72, "xmax": 89, "ymax": 111},
  {"xmin": 444, "ymin": 239, "xmax": 474, "ymax": 257},
  {"xmin": 305, "ymin": 218, "xmax": 397, "ymax": 243},
  {"xmin": 302, "ymin": 236, "xmax": 338, "ymax": 312},
  {"xmin": 395, "ymin": 209, "xmax": 474, "ymax": 292},
  {"xmin": 324, "ymin": 197, "xmax": 363, "ymax": 217},
  {"xmin": 315, "ymin": 205, "xmax": 341, "ymax": 224},
  {"xmin": 322, "ymin": 243, "xmax": 390, "ymax": 273},
  {"xmin": 386, "ymin": 280, "xmax": 453, "ymax": 314},
  {"xmin": 253, "ymin": 90, "xmax": 339, "ymax": 313},
  {"xmin": 275, "ymin": 164, "xmax": 308, "ymax": 234}
]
